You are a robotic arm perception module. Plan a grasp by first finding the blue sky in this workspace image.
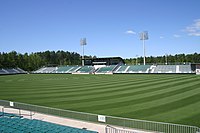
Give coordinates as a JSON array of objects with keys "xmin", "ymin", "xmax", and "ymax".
[{"xmin": 0, "ymin": 0, "xmax": 200, "ymax": 58}]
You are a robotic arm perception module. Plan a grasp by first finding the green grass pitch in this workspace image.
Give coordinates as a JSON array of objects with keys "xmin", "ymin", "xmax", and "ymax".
[{"xmin": 0, "ymin": 74, "xmax": 200, "ymax": 126}]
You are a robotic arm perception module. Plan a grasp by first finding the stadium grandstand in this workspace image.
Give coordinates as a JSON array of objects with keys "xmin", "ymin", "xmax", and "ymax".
[
  {"xmin": 32, "ymin": 56, "xmax": 200, "ymax": 74},
  {"xmin": 34, "ymin": 65, "xmax": 197, "ymax": 74},
  {"xmin": 34, "ymin": 63, "xmax": 198, "ymax": 74},
  {"xmin": 0, "ymin": 111, "xmax": 97, "ymax": 133},
  {"xmin": 0, "ymin": 68, "xmax": 27, "ymax": 75}
]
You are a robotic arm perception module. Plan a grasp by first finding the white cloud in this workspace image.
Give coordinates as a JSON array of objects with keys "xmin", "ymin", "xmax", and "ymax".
[
  {"xmin": 125, "ymin": 30, "xmax": 136, "ymax": 35},
  {"xmin": 160, "ymin": 36, "xmax": 164, "ymax": 39},
  {"xmin": 173, "ymin": 34, "xmax": 181, "ymax": 38},
  {"xmin": 185, "ymin": 19, "xmax": 200, "ymax": 36}
]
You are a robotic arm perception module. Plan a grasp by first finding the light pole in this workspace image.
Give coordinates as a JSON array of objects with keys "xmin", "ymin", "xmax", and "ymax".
[
  {"xmin": 80, "ymin": 38, "xmax": 87, "ymax": 66},
  {"xmin": 140, "ymin": 31, "xmax": 148, "ymax": 65},
  {"xmin": 136, "ymin": 54, "xmax": 138, "ymax": 65},
  {"xmin": 165, "ymin": 53, "xmax": 168, "ymax": 65}
]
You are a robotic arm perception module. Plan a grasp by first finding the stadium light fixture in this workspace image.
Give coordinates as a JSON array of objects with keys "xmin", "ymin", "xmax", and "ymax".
[
  {"xmin": 140, "ymin": 31, "xmax": 148, "ymax": 65},
  {"xmin": 80, "ymin": 38, "xmax": 87, "ymax": 66}
]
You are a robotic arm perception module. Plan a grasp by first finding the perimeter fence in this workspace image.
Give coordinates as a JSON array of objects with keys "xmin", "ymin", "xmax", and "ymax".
[
  {"xmin": 105, "ymin": 125, "xmax": 139, "ymax": 133},
  {"xmin": 0, "ymin": 100, "xmax": 199, "ymax": 133}
]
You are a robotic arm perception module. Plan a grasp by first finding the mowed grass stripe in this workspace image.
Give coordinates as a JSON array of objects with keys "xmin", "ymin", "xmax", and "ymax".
[
  {"xmin": 99, "ymin": 83, "xmax": 200, "ymax": 118},
  {"xmin": 0, "ymin": 75, "xmax": 197, "ymax": 103},
  {"xmin": 121, "ymin": 90, "xmax": 200, "ymax": 119},
  {"xmin": 31, "ymin": 76, "xmax": 199, "ymax": 106},
  {"xmin": 2, "ymin": 74, "xmax": 190, "ymax": 100},
  {"xmin": 144, "ymin": 101, "xmax": 200, "ymax": 126},
  {"xmin": 1, "ymin": 74, "xmax": 143, "ymax": 87},
  {"xmin": 1, "ymin": 76, "xmax": 195, "ymax": 106},
  {"xmin": 0, "ymin": 74, "xmax": 193, "ymax": 101},
  {"xmin": 56, "ymin": 78, "xmax": 200, "ymax": 110},
  {"xmin": 1, "ymin": 74, "xmax": 188, "ymax": 89},
  {"xmin": 1, "ymin": 74, "xmax": 193, "ymax": 106},
  {"xmin": 0, "ymin": 74, "xmax": 151, "ymax": 92},
  {"xmin": 174, "ymin": 112, "xmax": 200, "ymax": 126},
  {"xmin": 0, "ymin": 74, "xmax": 182, "ymax": 93},
  {"xmin": 1, "ymin": 75, "xmax": 191, "ymax": 102}
]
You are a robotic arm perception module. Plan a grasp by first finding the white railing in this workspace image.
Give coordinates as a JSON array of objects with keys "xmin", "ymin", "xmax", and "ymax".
[{"xmin": 105, "ymin": 125, "xmax": 141, "ymax": 133}]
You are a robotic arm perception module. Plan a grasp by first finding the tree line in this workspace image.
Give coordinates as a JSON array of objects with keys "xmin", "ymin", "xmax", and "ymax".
[
  {"xmin": 0, "ymin": 50, "xmax": 81, "ymax": 71},
  {"xmin": 0, "ymin": 50, "xmax": 199, "ymax": 71},
  {"xmin": 124, "ymin": 53, "xmax": 200, "ymax": 65}
]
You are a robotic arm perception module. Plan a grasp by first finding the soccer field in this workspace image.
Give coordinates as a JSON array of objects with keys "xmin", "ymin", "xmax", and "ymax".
[{"xmin": 0, "ymin": 74, "xmax": 200, "ymax": 126}]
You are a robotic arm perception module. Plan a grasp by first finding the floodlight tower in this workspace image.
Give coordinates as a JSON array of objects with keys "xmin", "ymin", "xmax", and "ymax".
[
  {"xmin": 140, "ymin": 31, "xmax": 148, "ymax": 65},
  {"xmin": 80, "ymin": 38, "xmax": 87, "ymax": 66},
  {"xmin": 136, "ymin": 54, "xmax": 138, "ymax": 65},
  {"xmin": 165, "ymin": 53, "xmax": 168, "ymax": 65}
]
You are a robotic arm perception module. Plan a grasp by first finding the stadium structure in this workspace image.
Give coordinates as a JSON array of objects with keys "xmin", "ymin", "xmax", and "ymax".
[
  {"xmin": 0, "ymin": 68, "xmax": 27, "ymax": 75},
  {"xmin": 32, "ymin": 57, "xmax": 200, "ymax": 75},
  {"xmin": 1, "ymin": 57, "xmax": 200, "ymax": 133}
]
